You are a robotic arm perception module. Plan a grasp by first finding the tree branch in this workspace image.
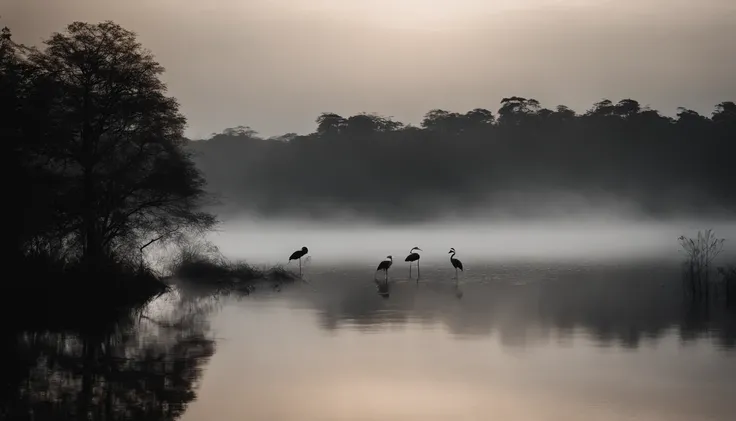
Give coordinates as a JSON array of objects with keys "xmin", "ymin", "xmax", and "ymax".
[{"xmin": 139, "ymin": 224, "xmax": 181, "ymax": 253}]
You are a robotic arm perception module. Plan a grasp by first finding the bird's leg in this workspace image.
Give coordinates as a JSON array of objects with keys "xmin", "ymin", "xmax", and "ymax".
[
  {"xmin": 409, "ymin": 263, "xmax": 412, "ymax": 278},
  {"xmin": 299, "ymin": 258, "xmax": 302, "ymax": 277},
  {"xmin": 417, "ymin": 260, "xmax": 420, "ymax": 279}
]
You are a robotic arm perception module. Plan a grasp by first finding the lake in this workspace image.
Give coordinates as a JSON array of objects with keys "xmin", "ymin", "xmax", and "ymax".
[
  {"xmin": 4, "ymin": 221, "xmax": 736, "ymax": 421},
  {"xmin": 177, "ymin": 262, "xmax": 736, "ymax": 421}
]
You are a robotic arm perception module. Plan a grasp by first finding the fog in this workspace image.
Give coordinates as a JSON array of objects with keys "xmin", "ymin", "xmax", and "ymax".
[
  {"xmin": 6, "ymin": 6, "xmax": 736, "ymax": 421},
  {"xmin": 190, "ymin": 101, "xmax": 736, "ymax": 222},
  {"xmin": 207, "ymin": 187, "xmax": 736, "ymax": 224},
  {"xmin": 210, "ymin": 215, "xmax": 736, "ymax": 265}
]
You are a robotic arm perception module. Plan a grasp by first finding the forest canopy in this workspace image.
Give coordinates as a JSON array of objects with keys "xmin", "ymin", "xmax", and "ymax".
[{"xmin": 190, "ymin": 98, "xmax": 736, "ymax": 221}]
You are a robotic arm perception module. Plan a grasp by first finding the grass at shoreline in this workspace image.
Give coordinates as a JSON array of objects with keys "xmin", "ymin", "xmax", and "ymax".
[{"xmin": 168, "ymin": 241, "xmax": 298, "ymax": 293}]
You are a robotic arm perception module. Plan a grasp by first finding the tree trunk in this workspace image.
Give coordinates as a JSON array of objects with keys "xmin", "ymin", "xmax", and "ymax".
[
  {"xmin": 82, "ymin": 168, "xmax": 103, "ymax": 270},
  {"xmin": 81, "ymin": 88, "xmax": 105, "ymax": 270}
]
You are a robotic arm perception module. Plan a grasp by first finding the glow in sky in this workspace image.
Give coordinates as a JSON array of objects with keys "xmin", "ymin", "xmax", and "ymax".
[{"xmin": 2, "ymin": 0, "xmax": 734, "ymax": 138}]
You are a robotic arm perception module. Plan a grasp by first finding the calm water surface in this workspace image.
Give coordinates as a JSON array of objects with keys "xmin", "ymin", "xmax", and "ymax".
[
  {"xmin": 180, "ymin": 261, "xmax": 736, "ymax": 421},
  {"xmin": 4, "ymin": 260, "xmax": 735, "ymax": 421}
]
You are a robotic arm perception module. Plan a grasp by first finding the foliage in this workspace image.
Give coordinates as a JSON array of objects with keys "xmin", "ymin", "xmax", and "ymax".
[
  {"xmin": 168, "ymin": 240, "xmax": 298, "ymax": 292},
  {"xmin": 191, "ymin": 97, "xmax": 736, "ymax": 221},
  {"xmin": 3, "ymin": 21, "xmax": 216, "ymax": 275}
]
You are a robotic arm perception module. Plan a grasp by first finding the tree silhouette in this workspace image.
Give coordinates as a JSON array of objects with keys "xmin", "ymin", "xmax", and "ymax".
[
  {"xmin": 8, "ymin": 21, "xmax": 734, "ymax": 228},
  {"xmin": 5, "ymin": 21, "xmax": 215, "ymax": 268},
  {"xmin": 586, "ymin": 99, "xmax": 616, "ymax": 117},
  {"xmin": 713, "ymin": 101, "xmax": 736, "ymax": 125},
  {"xmin": 498, "ymin": 96, "xmax": 541, "ymax": 126},
  {"xmin": 190, "ymin": 96, "xmax": 736, "ymax": 222},
  {"xmin": 316, "ymin": 112, "xmax": 345, "ymax": 136},
  {"xmin": 613, "ymin": 99, "xmax": 641, "ymax": 118}
]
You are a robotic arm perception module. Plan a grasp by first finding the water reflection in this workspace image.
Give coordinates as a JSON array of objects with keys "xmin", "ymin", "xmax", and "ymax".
[
  {"xmin": 3, "ymin": 262, "xmax": 735, "ymax": 421},
  {"xmin": 286, "ymin": 263, "xmax": 736, "ymax": 351},
  {"xmin": 0, "ymin": 290, "xmax": 217, "ymax": 421},
  {"xmin": 375, "ymin": 280, "xmax": 390, "ymax": 298},
  {"xmin": 183, "ymin": 262, "xmax": 736, "ymax": 421}
]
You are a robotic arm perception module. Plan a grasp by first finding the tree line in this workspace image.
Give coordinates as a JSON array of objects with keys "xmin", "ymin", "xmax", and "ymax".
[
  {"xmin": 191, "ymin": 98, "xmax": 736, "ymax": 221},
  {"xmin": 5, "ymin": 17, "xmax": 734, "ymax": 278},
  {"xmin": 2, "ymin": 21, "xmax": 214, "ymax": 277}
]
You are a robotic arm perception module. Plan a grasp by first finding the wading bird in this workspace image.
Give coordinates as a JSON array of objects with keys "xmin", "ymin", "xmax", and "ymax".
[
  {"xmin": 448, "ymin": 248, "xmax": 463, "ymax": 278},
  {"xmin": 376, "ymin": 255, "xmax": 393, "ymax": 282},
  {"xmin": 404, "ymin": 247, "xmax": 422, "ymax": 279},
  {"xmin": 289, "ymin": 246, "xmax": 309, "ymax": 276}
]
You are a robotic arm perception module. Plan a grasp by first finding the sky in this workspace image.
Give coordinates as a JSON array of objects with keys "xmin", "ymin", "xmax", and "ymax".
[{"xmin": 2, "ymin": 0, "xmax": 735, "ymax": 138}]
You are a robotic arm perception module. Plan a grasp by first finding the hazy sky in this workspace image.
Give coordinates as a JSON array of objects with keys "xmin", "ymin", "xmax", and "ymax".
[{"xmin": 3, "ymin": 0, "xmax": 735, "ymax": 138}]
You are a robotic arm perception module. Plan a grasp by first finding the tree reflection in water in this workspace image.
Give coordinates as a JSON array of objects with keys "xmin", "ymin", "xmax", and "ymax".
[{"xmin": 0, "ymin": 290, "xmax": 217, "ymax": 421}]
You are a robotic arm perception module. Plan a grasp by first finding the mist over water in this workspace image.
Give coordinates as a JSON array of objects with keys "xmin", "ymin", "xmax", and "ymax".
[
  {"xmin": 6, "ymin": 4, "xmax": 736, "ymax": 419},
  {"xmin": 188, "ymin": 213, "xmax": 736, "ymax": 421},
  {"xmin": 210, "ymin": 215, "xmax": 736, "ymax": 266}
]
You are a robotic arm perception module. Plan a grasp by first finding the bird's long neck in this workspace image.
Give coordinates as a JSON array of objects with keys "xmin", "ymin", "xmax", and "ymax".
[{"xmin": 450, "ymin": 252, "xmax": 456, "ymax": 259}]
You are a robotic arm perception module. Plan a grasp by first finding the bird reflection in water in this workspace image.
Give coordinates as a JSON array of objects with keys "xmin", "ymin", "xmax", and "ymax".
[
  {"xmin": 454, "ymin": 279, "xmax": 464, "ymax": 299},
  {"xmin": 376, "ymin": 279, "xmax": 390, "ymax": 298}
]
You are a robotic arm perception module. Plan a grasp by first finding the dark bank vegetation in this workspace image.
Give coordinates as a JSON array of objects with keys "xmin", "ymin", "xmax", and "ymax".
[
  {"xmin": 168, "ymin": 240, "xmax": 296, "ymax": 294},
  {"xmin": 2, "ymin": 19, "xmax": 295, "ymax": 309},
  {"xmin": 678, "ymin": 230, "xmax": 736, "ymax": 305},
  {"xmin": 191, "ymin": 99, "xmax": 736, "ymax": 221}
]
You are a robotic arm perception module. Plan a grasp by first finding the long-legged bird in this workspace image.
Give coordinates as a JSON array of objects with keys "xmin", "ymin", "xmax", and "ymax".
[
  {"xmin": 448, "ymin": 248, "xmax": 463, "ymax": 279},
  {"xmin": 376, "ymin": 255, "xmax": 393, "ymax": 283},
  {"xmin": 289, "ymin": 246, "xmax": 309, "ymax": 276},
  {"xmin": 404, "ymin": 247, "xmax": 422, "ymax": 279}
]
